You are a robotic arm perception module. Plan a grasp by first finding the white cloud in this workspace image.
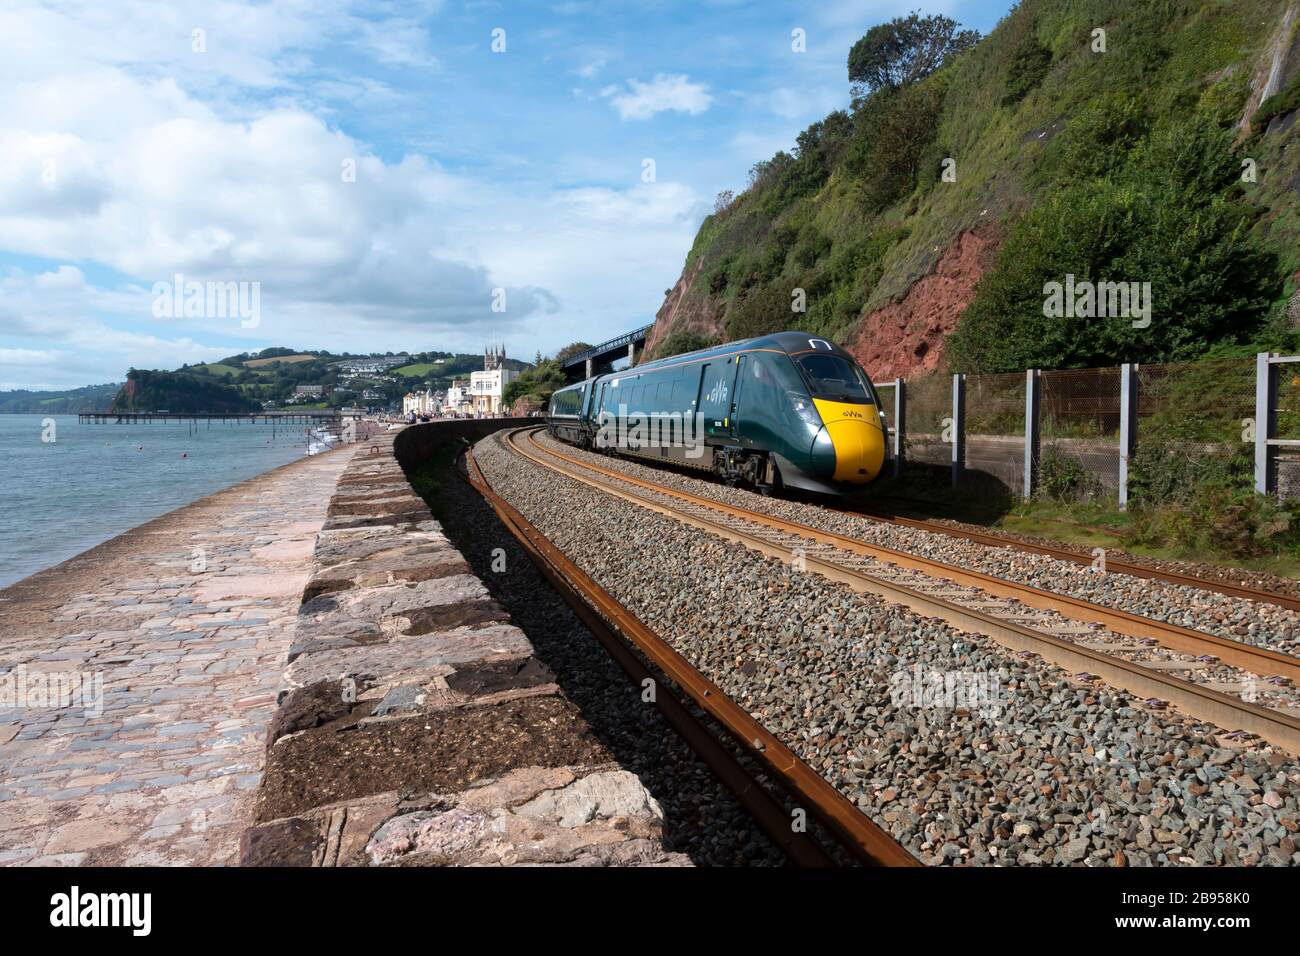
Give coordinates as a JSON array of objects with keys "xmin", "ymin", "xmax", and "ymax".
[
  {"xmin": 0, "ymin": 1, "xmax": 724, "ymax": 388},
  {"xmin": 602, "ymin": 74, "xmax": 712, "ymax": 121},
  {"xmin": 0, "ymin": 347, "xmax": 60, "ymax": 366}
]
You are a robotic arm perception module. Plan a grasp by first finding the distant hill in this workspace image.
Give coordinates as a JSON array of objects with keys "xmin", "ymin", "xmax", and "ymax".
[
  {"xmin": 109, "ymin": 369, "xmax": 259, "ymax": 413},
  {"xmin": 0, "ymin": 382, "xmax": 120, "ymax": 414},
  {"xmin": 3, "ymin": 346, "xmax": 537, "ymax": 414}
]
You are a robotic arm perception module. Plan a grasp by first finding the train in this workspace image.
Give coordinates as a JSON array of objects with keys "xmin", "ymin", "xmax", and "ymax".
[{"xmin": 547, "ymin": 331, "xmax": 889, "ymax": 496}]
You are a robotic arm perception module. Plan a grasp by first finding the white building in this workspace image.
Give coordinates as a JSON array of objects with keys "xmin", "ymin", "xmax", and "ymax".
[
  {"xmin": 443, "ymin": 381, "xmax": 471, "ymax": 416},
  {"xmin": 468, "ymin": 345, "xmax": 517, "ymax": 415},
  {"xmin": 402, "ymin": 388, "xmax": 437, "ymax": 416},
  {"xmin": 469, "ymin": 368, "xmax": 518, "ymax": 415}
]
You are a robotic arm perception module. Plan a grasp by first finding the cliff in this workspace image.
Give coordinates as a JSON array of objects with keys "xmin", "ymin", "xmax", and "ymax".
[{"xmin": 647, "ymin": 0, "xmax": 1300, "ymax": 378}]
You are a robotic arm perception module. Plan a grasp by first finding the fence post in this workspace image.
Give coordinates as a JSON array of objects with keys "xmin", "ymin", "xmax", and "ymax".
[
  {"xmin": 893, "ymin": 377, "xmax": 906, "ymax": 478},
  {"xmin": 1023, "ymin": 369, "xmax": 1041, "ymax": 498},
  {"xmin": 1118, "ymin": 363, "xmax": 1138, "ymax": 510},
  {"xmin": 951, "ymin": 373, "xmax": 965, "ymax": 487},
  {"xmin": 1256, "ymin": 352, "xmax": 1275, "ymax": 495}
]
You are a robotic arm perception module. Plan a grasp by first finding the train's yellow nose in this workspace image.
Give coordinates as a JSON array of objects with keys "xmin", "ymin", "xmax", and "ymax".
[{"xmin": 813, "ymin": 400, "xmax": 885, "ymax": 483}]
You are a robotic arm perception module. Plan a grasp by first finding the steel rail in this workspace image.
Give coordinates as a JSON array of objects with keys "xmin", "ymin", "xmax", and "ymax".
[
  {"xmin": 525, "ymin": 429, "xmax": 1300, "ymax": 683},
  {"xmin": 461, "ymin": 442, "xmax": 916, "ymax": 867},
  {"xmin": 510, "ymin": 428, "xmax": 1300, "ymax": 756},
  {"xmin": 844, "ymin": 508, "xmax": 1300, "ymax": 614}
]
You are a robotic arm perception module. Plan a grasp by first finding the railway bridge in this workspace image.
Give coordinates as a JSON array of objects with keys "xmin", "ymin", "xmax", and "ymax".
[{"xmin": 560, "ymin": 324, "xmax": 653, "ymax": 382}]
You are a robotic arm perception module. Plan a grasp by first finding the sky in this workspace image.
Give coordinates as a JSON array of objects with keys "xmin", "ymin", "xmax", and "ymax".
[{"xmin": 0, "ymin": 0, "xmax": 1015, "ymax": 391}]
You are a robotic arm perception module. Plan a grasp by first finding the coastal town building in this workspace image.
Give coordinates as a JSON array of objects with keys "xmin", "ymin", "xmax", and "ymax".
[
  {"xmin": 443, "ymin": 381, "xmax": 471, "ymax": 416},
  {"xmin": 294, "ymin": 384, "xmax": 328, "ymax": 399},
  {"xmin": 469, "ymin": 345, "xmax": 517, "ymax": 415}
]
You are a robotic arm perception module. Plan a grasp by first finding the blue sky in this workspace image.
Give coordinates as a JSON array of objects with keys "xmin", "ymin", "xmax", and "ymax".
[{"xmin": 0, "ymin": 0, "xmax": 1014, "ymax": 390}]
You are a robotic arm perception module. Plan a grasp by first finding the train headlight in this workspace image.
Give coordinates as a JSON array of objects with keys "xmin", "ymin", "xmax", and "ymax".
[{"xmin": 788, "ymin": 392, "xmax": 822, "ymax": 429}]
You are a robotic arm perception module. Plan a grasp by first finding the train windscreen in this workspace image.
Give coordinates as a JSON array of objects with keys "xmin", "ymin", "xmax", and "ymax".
[{"xmin": 796, "ymin": 354, "xmax": 872, "ymax": 404}]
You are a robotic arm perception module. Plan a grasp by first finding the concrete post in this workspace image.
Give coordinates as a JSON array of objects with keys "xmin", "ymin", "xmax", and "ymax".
[
  {"xmin": 893, "ymin": 378, "xmax": 906, "ymax": 479},
  {"xmin": 1118, "ymin": 363, "xmax": 1138, "ymax": 510},
  {"xmin": 628, "ymin": 342, "xmax": 636, "ymax": 366},
  {"xmin": 1256, "ymin": 352, "xmax": 1275, "ymax": 495},
  {"xmin": 585, "ymin": 356, "xmax": 594, "ymax": 380},
  {"xmin": 1023, "ymin": 369, "xmax": 1041, "ymax": 499},
  {"xmin": 951, "ymin": 374, "xmax": 965, "ymax": 487}
]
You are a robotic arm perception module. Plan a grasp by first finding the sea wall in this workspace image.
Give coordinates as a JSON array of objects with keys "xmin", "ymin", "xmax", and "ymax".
[{"xmin": 239, "ymin": 421, "xmax": 686, "ymax": 866}]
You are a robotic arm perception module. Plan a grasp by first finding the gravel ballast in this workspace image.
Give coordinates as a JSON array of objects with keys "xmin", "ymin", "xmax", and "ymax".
[
  {"xmin": 534, "ymin": 431, "xmax": 1300, "ymax": 655},
  {"xmin": 480, "ymin": 430, "xmax": 1300, "ymax": 866}
]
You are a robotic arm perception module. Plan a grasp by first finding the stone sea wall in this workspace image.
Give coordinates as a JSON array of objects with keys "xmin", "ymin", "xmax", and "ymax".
[{"xmin": 239, "ymin": 421, "xmax": 687, "ymax": 866}]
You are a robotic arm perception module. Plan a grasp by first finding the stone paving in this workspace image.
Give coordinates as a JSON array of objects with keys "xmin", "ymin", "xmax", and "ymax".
[{"xmin": 0, "ymin": 446, "xmax": 356, "ymax": 865}]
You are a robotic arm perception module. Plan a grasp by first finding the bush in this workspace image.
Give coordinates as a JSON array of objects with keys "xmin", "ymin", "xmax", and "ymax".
[
  {"xmin": 653, "ymin": 330, "xmax": 720, "ymax": 359},
  {"xmin": 1002, "ymin": 35, "xmax": 1052, "ymax": 106},
  {"xmin": 1037, "ymin": 451, "xmax": 1104, "ymax": 502},
  {"xmin": 948, "ymin": 116, "xmax": 1280, "ymax": 373},
  {"xmin": 1124, "ymin": 488, "xmax": 1300, "ymax": 559}
]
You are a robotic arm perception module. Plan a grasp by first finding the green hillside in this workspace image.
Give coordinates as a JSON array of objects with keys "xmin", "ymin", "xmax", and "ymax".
[
  {"xmin": 0, "ymin": 382, "xmax": 120, "ymax": 414},
  {"xmin": 650, "ymin": 0, "xmax": 1300, "ymax": 376},
  {"xmin": 110, "ymin": 369, "xmax": 260, "ymax": 413}
]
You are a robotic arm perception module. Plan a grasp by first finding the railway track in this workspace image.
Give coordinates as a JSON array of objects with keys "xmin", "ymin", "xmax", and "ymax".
[
  {"xmin": 462, "ymin": 436, "xmax": 918, "ymax": 867},
  {"xmin": 844, "ymin": 506, "xmax": 1300, "ymax": 614},
  {"xmin": 507, "ymin": 426, "xmax": 1300, "ymax": 756}
]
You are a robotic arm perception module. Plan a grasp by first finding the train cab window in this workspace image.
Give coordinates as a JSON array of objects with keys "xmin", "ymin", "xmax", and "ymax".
[{"xmin": 796, "ymin": 354, "xmax": 872, "ymax": 404}]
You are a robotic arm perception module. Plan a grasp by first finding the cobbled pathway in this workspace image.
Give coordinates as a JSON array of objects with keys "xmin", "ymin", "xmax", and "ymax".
[{"xmin": 0, "ymin": 446, "xmax": 355, "ymax": 865}]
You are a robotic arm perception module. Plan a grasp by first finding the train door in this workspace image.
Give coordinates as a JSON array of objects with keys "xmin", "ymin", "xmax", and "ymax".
[
  {"xmin": 729, "ymin": 355, "xmax": 747, "ymax": 442},
  {"xmin": 588, "ymin": 382, "xmax": 606, "ymax": 446},
  {"xmin": 696, "ymin": 357, "xmax": 743, "ymax": 440}
]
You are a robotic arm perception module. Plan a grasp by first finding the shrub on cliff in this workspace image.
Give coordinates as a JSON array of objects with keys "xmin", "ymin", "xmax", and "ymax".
[{"xmin": 947, "ymin": 115, "xmax": 1279, "ymax": 373}]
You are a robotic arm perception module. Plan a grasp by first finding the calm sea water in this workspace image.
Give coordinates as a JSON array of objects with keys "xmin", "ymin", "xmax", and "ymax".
[{"xmin": 0, "ymin": 414, "xmax": 322, "ymax": 589}]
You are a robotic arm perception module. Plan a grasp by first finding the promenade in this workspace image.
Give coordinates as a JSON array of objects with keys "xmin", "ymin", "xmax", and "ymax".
[{"xmin": 0, "ymin": 446, "xmax": 355, "ymax": 865}]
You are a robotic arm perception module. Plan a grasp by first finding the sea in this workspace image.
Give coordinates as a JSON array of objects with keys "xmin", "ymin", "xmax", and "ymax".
[{"xmin": 0, "ymin": 413, "xmax": 329, "ymax": 589}]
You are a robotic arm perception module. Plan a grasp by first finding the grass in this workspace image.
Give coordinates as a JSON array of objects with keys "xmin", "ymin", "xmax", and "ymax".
[
  {"xmin": 869, "ymin": 464, "xmax": 1300, "ymax": 579},
  {"xmin": 393, "ymin": 363, "xmax": 444, "ymax": 378},
  {"xmin": 193, "ymin": 363, "xmax": 243, "ymax": 378},
  {"xmin": 244, "ymin": 354, "xmax": 315, "ymax": 368}
]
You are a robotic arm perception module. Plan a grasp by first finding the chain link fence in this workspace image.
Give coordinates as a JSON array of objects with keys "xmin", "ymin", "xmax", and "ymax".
[
  {"xmin": 964, "ymin": 372, "xmax": 1026, "ymax": 491},
  {"xmin": 1039, "ymin": 367, "xmax": 1121, "ymax": 498},
  {"xmin": 1133, "ymin": 359, "xmax": 1254, "ymax": 501},
  {"xmin": 902, "ymin": 372, "xmax": 950, "ymax": 470},
  {"xmin": 1275, "ymin": 363, "xmax": 1300, "ymax": 498}
]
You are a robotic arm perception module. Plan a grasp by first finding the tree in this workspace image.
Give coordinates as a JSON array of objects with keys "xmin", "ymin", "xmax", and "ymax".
[
  {"xmin": 555, "ymin": 341, "xmax": 593, "ymax": 362},
  {"xmin": 847, "ymin": 12, "xmax": 979, "ymax": 98}
]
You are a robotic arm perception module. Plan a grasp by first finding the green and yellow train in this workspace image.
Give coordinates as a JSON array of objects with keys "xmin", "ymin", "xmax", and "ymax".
[{"xmin": 547, "ymin": 331, "xmax": 889, "ymax": 496}]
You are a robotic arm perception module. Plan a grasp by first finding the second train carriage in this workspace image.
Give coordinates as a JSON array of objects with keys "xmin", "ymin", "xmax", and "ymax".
[{"xmin": 547, "ymin": 332, "xmax": 889, "ymax": 496}]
